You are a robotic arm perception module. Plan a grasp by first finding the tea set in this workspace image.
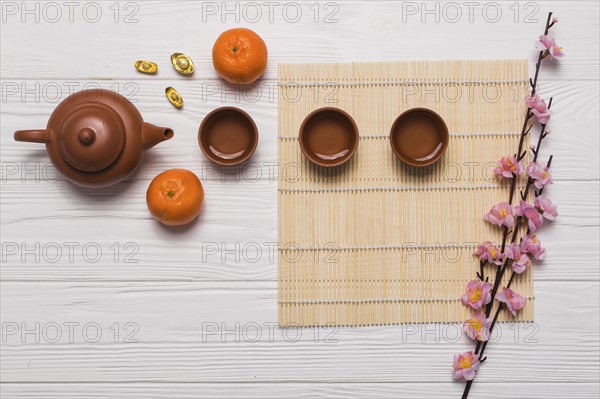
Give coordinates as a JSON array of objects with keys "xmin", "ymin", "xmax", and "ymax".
[
  {"xmin": 13, "ymin": 26, "xmax": 448, "ymax": 226},
  {"xmin": 14, "ymin": 89, "xmax": 449, "ymax": 187}
]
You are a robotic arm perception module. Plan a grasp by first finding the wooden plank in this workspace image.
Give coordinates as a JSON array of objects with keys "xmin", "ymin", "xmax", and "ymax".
[
  {"xmin": 1, "ymin": 382, "xmax": 599, "ymax": 399},
  {"xmin": 0, "ymin": 180, "xmax": 597, "ymax": 282},
  {"xmin": 0, "ymin": 281, "xmax": 598, "ymax": 383},
  {"xmin": 0, "ymin": 1, "xmax": 597, "ymax": 81},
  {"xmin": 1, "ymin": 80, "xmax": 597, "ymax": 181}
]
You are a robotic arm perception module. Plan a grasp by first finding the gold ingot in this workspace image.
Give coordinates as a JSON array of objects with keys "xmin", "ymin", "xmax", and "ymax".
[
  {"xmin": 165, "ymin": 87, "xmax": 183, "ymax": 108},
  {"xmin": 170, "ymin": 52, "xmax": 195, "ymax": 75},
  {"xmin": 134, "ymin": 60, "xmax": 158, "ymax": 74}
]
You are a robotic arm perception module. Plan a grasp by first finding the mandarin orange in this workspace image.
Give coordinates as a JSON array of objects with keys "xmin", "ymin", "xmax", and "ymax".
[
  {"xmin": 212, "ymin": 28, "xmax": 268, "ymax": 84},
  {"xmin": 146, "ymin": 169, "xmax": 204, "ymax": 226}
]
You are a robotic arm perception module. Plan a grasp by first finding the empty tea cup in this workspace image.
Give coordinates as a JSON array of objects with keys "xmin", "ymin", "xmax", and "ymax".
[
  {"xmin": 389, "ymin": 108, "xmax": 449, "ymax": 167},
  {"xmin": 198, "ymin": 107, "xmax": 258, "ymax": 166},
  {"xmin": 299, "ymin": 107, "xmax": 359, "ymax": 167}
]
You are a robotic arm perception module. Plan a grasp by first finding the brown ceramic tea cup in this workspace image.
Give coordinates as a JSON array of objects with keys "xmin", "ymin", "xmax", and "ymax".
[
  {"xmin": 299, "ymin": 107, "xmax": 359, "ymax": 167},
  {"xmin": 198, "ymin": 107, "xmax": 258, "ymax": 166},
  {"xmin": 389, "ymin": 108, "xmax": 449, "ymax": 167}
]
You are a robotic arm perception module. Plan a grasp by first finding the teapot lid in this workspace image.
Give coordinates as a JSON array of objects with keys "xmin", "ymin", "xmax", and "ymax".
[{"xmin": 56, "ymin": 104, "xmax": 125, "ymax": 172}]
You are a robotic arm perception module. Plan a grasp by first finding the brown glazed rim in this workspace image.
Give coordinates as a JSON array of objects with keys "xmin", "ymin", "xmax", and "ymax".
[
  {"xmin": 389, "ymin": 107, "xmax": 449, "ymax": 167},
  {"xmin": 198, "ymin": 106, "xmax": 259, "ymax": 166},
  {"xmin": 298, "ymin": 107, "xmax": 359, "ymax": 168}
]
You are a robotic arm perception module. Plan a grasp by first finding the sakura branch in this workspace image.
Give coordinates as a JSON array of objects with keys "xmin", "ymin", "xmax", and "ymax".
[{"xmin": 453, "ymin": 12, "xmax": 563, "ymax": 399}]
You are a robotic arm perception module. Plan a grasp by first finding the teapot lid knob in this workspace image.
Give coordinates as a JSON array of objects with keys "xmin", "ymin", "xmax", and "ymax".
[
  {"xmin": 78, "ymin": 128, "xmax": 96, "ymax": 145},
  {"xmin": 57, "ymin": 105, "xmax": 126, "ymax": 172}
]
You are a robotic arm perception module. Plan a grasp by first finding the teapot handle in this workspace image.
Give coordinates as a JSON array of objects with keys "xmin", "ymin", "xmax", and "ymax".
[{"xmin": 14, "ymin": 129, "xmax": 52, "ymax": 143}]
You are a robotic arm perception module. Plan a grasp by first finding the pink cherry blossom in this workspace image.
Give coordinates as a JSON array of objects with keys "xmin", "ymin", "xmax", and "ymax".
[
  {"xmin": 494, "ymin": 155, "xmax": 524, "ymax": 180},
  {"xmin": 453, "ymin": 351, "xmax": 481, "ymax": 381},
  {"xmin": 521, "ymin": 234, "xmax": 546, "ymax": 260},
  {"xmin": 551, "ymin": 46, "xmax": 565, "ymax": 58},
  {"xmin": 551, "ymin": 17, "xmax": 558, "ymax": 24},
  {"xmin": 534, "ymin": 195, "xmax": 558, "ymax": 220},
  {"xmin": 525, "ymin": 95, "xmax": 552, "ymax": 124},
  {"xmin": 461, "ymin": 279, "xmax": 494, "ymax": 310},
  {"xmin": 484, "ymin": 202, "xmax": 516, "ymax": 228},
  {"xmin": 474, "ymin": 241, "xmax": 504, "ymax": 265},
  {"xmin": 463, "ymin": 313, "xmax": 492, "ymax": 341},
  {"xmin": 526, "ymin": 162, "xmax": 552, "ymax": 189},
  {"xmin": 535, "ymin": 34, "xmax": 565, "ymax": 58},
  {"xmin": 496, "ymin": 287, "xmax": 526, "ymax": 317},
  {"xmin": 505, "ymin": 242, "xmax": 533, "ymax": 274},
  {"xmin": 516, "ymin": 200, "xmax": 544, "ymax": 232}
]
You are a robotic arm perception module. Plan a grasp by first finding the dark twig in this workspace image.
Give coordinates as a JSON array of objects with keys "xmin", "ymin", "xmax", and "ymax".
[
  {"xmin": 461, "ymin": 12, "xmax": 554, "ymax": 399},
  {"xmin": 478, "ymin": 155, "xmax": 553, "ymax": 358}
]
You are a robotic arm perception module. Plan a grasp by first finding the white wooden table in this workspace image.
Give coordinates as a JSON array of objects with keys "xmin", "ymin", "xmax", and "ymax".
[{"xmin": 1, "ymin": 1, "xmax": 599, "ymax": 397}]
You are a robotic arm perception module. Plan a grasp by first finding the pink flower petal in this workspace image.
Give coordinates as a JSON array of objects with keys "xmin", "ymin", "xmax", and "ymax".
[{"xmin": 535, "ymin": 40, "xmax": 547, "ymax": 52}]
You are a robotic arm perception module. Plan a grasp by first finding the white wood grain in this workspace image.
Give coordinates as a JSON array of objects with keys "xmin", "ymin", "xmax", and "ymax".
[
  {"xmin": 0, "ymin": 1, "xmax": 597, "ymax": 81},
  {"xmin": 1, "ymin": 282, "xmax": 600, "ymax": 384},
  {"xmin": 1, "ymin": 81, "xmax": 599, "ymax": 181},
  {"xmin": 0, "ymin": 180, "xmax": 597, "ymax": 282},
  {"xmin": 1, "ymin": 0, "xmax": 599, "ymax": 397},
  {"xmin": 1, "ymin": 383, "xmax": 599, "ymax": 399},
  {"xmin": 0, "ymin": 281, "xmax": 598, "ymax": 383}
]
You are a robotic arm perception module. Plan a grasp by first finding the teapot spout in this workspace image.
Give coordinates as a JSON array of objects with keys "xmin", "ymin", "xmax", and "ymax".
[{"xmin": 142, "ymin": 123, "xmax": 174, "ymax": 150}]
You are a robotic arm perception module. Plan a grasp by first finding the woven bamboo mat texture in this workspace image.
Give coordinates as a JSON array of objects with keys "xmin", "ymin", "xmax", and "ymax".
[{"xmin": 278, "ymin": 60, "xmax": 531, "ymax": 326}]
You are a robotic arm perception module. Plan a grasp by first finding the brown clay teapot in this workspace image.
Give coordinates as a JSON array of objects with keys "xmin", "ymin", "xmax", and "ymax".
[{"xmin": 14, "ymin": 89, "xmax": 173, "ymax": 188}]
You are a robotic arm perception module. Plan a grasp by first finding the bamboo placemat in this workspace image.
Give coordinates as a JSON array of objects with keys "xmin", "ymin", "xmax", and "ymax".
[{"xmin": 278, "ymin": 60, "xmax": 532, "ymax": 326}]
